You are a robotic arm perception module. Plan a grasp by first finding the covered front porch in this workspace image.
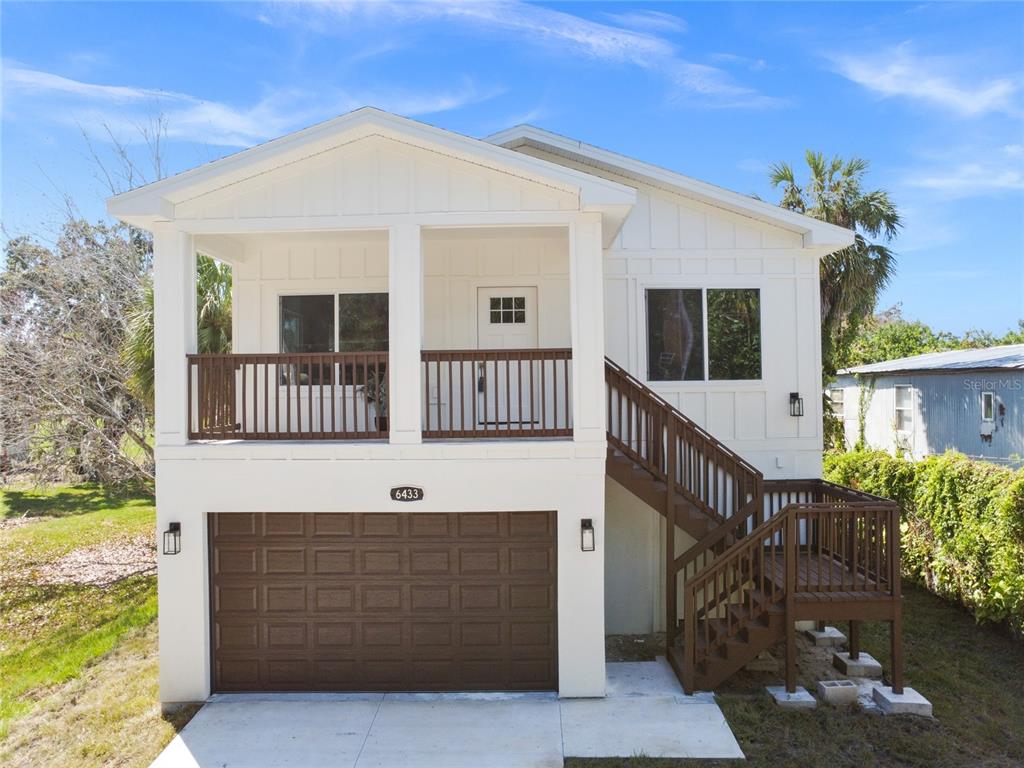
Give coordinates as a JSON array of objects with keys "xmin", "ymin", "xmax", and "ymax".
[{"xmin": 173, "ymin": 223, "xmax": 593, "ymax": 445}]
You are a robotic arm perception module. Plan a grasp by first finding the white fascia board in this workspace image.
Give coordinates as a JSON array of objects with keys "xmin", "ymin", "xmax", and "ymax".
[
  {"xmin": 107, "ymin": 108, "xmax": 635, "ymax": 230},
  {"xmin": 486, "ymin": 125, "xmax": 856, "ymax": 251}
]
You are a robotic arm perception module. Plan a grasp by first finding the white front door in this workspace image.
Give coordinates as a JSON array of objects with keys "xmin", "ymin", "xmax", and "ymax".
[{"xmin": 476, "ymin": 287, "xmax": 538, "ymax": 429}]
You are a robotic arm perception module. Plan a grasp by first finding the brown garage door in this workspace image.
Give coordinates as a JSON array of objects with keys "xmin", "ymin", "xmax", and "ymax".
[{"xmin": 210, "ymin": 511, "xmax": 557, "ymax": 692}]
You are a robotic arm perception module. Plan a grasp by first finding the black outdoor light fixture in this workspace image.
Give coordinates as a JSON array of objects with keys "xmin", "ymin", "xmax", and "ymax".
[
  {"xmin": 163, "ymin": 522, "xmax": 182, "ymax": 556},
  {"xmin": 789, "ymin": 392, "xmax": 805, "ymax": 418},
  {"xmin": 580, "ymin": 518, "xmax": 595, "ymax": 552}
]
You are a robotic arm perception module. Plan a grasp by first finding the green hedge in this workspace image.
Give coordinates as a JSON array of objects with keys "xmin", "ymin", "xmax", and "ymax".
[{"xmin": 824, "ymin": 450, "xmax": 1024, "ymax": 637}]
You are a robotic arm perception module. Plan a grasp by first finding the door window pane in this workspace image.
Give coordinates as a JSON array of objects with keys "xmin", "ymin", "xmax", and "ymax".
[
  {"xmin": 708, "ymin": 289, "xmax": 761, "ymax": 380},
  {"xmin": 280, "ymin": 295, "xmax": 334, "ymax": 353},
  {"xmin": 646, "ymin": 289, "xmax": 704, "ymax": 381},
  {"xmin": 489, "ymin": 295, "xmax": 528, "ymax": 324}
]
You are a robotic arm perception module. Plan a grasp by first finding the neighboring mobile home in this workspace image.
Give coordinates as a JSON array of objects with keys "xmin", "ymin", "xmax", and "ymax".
[
  {"xmin": 108, "ymin": 108, "xmax": 905, "ymax": 709},
  {"xmin": 834, "ymin": 345, "xmax": 1024, "ymax": 466}
]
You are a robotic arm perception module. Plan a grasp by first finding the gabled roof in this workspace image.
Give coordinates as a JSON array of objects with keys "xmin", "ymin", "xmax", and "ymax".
[
  {"xmin": 486, "ymin": 124, "xmax": 856, "ymax": 250},
  {"xmin": 107, "ymin": 107, "xmax": 636, "ymax": 229},
  {"xmin": 839, "ymin": 344, "xmax": 1024, "ymax": 376}
]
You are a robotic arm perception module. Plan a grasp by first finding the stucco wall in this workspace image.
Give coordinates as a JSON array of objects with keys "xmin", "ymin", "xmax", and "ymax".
[{"xmin": 155, "ymin": 442, "xmax": 607, "ymax": 704}]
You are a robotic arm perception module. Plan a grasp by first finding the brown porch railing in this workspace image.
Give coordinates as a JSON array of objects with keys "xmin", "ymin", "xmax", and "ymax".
[
  {"xmin": 421, "ymin": 348, "xmax": 573, "ymax": 438},
  {"xmin": 187, "ymin": 352, "xmax": 388, "ymax": 440}
]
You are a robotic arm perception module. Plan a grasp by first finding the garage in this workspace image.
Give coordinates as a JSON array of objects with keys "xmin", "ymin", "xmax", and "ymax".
[{"xmin": 210, "ymin": 511, "xmax": 557, "ymax": 692}]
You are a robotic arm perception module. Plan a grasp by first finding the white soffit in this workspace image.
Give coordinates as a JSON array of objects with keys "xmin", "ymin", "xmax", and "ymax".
[{"xmin": 486, "ymin": 124, "xmax": 856, "ymax": 251}]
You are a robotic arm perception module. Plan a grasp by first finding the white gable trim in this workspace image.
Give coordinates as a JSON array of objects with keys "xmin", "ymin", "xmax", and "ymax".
[
  {"xmin": 486, "ymin": 124, "xmax": 856, "ymax": 251},
  {"xmin": 107, "ymin": 108, "xmax": 635, "ymax": 234}
]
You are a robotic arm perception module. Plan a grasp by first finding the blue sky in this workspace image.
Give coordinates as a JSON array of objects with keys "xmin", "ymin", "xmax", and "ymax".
[{"xmin": 2, "ymin": 1, "xmax": 1022, "ymax": 334}]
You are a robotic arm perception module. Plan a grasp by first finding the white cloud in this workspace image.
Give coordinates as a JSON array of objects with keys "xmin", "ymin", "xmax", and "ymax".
[
  {"xmin": 903, "ymin": 162, "xmax": 1024, "ymax": 196},
  {"xmin": 258, "ymin": 1, "xmax": 780, "ymax": 109},
  {"xmin": 602, "ymin": 10, "xmax": 687, "ymax": 34},
  {"xmin": 2, "ymin": 63, "xmax": 500, "ymax": 147},
  {"xmin": 829, "ymin": 43, "xmax": 1020, "ymax": 117}
]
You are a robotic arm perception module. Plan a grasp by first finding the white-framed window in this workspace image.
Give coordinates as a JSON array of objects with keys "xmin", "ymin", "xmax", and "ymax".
[
  {"xmin": 894, "ymin": 385, "xmax": 914, "ymax": 433},
  {"xmin": 279, "ymin": 293, "xmax": 389, "ymax": 354},
  {"xmin": 982, "ymin": 391, "xmax": 995, "ymax": 422},
  {"xmin": 645, "ymin": 288, "xmax": 762, "ymax": 382},
  {"xmin": 278, "ymin": 292, "xmax": 388, "ymax": 385},
  {"xmin": 828, "ymin": 388, "xmax": 845, "ymax": 420}
]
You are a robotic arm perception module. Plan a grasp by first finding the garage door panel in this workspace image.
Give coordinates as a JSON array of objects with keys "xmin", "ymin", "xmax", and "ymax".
[{"xmin": 211, "ymin": 512, "xmax": 556, "ymax": 692}]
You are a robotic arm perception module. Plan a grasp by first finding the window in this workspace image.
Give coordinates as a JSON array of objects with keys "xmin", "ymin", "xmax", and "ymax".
[
  {"xmin": 646, "ymin": 288, "xmax": 761, "ymax": 382},
  {"xmin": 279, "ymin": 293, "xmax": 388, "ymax": 384},
  {"xmin": 829, "ymin": 388, "xmax": 845, "ymax": 420},
  {"xmin": 280, "ymin": 295, "xmax": 334, "ymax": 353},
  {"xmin": 338, "ymin": 293, "xmax": 389, "ymax": 351},
  {"xmin": 894, "ymin": 385, "xmax": 914, "ymax": 432},
  {"xmin": 489, "ymin": 296, "xmax": 527, "ymax": 324},
  {"xmin": 982, "ymin": 391, "xmax": 995, "ymax": 422}
]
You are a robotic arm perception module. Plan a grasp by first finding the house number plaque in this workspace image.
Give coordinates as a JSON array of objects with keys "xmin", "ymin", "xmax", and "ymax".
[{"xmin": 390, "ymin": 486, "xmax": 424, "ymax": 502}]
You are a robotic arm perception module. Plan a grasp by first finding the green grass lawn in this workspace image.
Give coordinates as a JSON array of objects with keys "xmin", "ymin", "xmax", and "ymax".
[{"xmin": 0, "ymin": 484, "xmax": 158, "ymax": 740}]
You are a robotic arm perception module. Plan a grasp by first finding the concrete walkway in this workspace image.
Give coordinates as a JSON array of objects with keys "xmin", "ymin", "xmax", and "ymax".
[{"xmin": 150, "ymin": 658, "xmax": 743, "ymax": 767}]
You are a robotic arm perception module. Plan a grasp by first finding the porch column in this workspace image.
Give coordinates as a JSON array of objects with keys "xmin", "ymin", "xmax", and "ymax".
[
  {"xmin": 388, "ymin": 223, "xmax": 423, "ymax": 444},
  {"xmin": 569, "ymin": 213, "xmax": 606, "ymax": 444},
  {"xmin": 152, "ymin": 225, "xmax": 196, "ymax": 446}
]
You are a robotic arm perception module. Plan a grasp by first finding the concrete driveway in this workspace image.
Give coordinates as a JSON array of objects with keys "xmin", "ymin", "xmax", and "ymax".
[{"xmin": 150, "ymin": 659, "xmax": 743, "ymax": 767}]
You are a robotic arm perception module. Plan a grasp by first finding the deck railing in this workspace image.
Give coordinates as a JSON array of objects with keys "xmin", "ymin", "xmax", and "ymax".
[
  {"xmin": 187, "ymin": 352, "xmax": 389, "ymax": 440},
  {"xmin": 421, "ymin": 348, "xmax": 573, "ymax": 438}
]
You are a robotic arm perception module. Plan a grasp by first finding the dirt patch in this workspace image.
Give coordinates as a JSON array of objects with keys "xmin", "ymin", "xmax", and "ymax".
[
  {"xmin": 606, "ymin": 632, "xmax": 666, "ymax": 662},
  {"xmin": 35, "ymin": 535, "xmax": 156, "ymax": 587},
  {"xmin": 0, "ymin": 515, "xmax": 52, "ymax": 531}
]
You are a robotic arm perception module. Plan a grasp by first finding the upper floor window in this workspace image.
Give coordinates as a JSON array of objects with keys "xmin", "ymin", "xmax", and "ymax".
[
  {"xmin": 280, "ymin": 293, "xmax": 389, "ymax": 353},
  {"xmin": 279, "ymin": 293, "xmax": 388, "ymax": 385},
  {"xmin": 982, "ymin": 391, "xmax": 995, "ymax": 422},
  {"xmin": 829, "ymin": 388, "xmax": 845, "ymax": 420},
  {"xmin": 646, "ymin": 288, "xmax": 761, "ymax": 382},
  {"xmin": 894, "ymin": 385, "xmax": 914, "ymax": 432}
]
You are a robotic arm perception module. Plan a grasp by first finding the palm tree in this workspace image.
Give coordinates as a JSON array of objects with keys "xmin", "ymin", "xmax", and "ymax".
[
  {"xmin": 769, "ymin": 152, "xmax": 900, "ymax": 377},
  {"xmin": 123, "ymin": 252, "xmax": 232, "ymax": 408}
]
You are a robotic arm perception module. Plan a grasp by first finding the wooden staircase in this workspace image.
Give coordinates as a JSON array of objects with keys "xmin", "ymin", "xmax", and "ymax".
[{"xmin": 605, "ymin": 358, "xmax": 905, "ymax": 695}]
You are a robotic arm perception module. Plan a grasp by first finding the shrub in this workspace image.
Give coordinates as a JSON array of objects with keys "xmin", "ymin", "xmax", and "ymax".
[{"xmin": 824, "ymin": 450, "xmax": 1024, "ymax": 637}]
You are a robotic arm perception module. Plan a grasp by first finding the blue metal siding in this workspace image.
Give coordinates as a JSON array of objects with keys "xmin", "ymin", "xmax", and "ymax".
[{"xmin": 834, "ymin": 372, "xmax": 1024, "ymax": 465}]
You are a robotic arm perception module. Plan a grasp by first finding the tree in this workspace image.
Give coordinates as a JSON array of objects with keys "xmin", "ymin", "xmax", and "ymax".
[
  {"xmin": 768, "ymin": 152, "xmax": 900, "ymax": 378},
  {"xmin": 1, "ymin": 221, "xmax": 154, "ymax": 486},
  {"xmin": 842, "ymin": 305, "xmax": 959, "ymax": 368},
  {"xmin": 123, "ymin": 254, "xmax": 232, "ymax": 408}
]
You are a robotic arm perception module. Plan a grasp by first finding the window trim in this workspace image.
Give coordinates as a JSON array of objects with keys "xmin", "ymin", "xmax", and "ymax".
[
  {"xmin": 640, "ymin": 282, "xmax": 765, "ymax": 386},
  {"xmin": 894, "ymin": 384, "xmax": 914, "ymax": 433},
  {"xmin": 829, "ymin": 388, "xmax": 845, "ymax": 421},
  {"xmin": 981, "ymin": 391, "xmax": 995, "ymax": 422}
]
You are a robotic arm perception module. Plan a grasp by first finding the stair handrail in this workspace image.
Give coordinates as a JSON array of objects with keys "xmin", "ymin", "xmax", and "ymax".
[
  {"xmin": 605, "ymin": 357, "xmax": 762, "ymax": 478},
  {"xmin": 680, "ymin": 497, "xmax": 901, "ymax": 693}
]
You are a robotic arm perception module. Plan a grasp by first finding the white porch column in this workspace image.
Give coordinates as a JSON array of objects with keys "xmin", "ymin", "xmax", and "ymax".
[
  {"xmin": 152, "ymin": 225, "xmax": 196, "ymax": 446},
  {"xmin": 388, "ymin": 223, "xmax": 423, "ymax": 444},
  {"xmin": 569, "ymin": 213, "xmax": 606, "ymax": 444}
]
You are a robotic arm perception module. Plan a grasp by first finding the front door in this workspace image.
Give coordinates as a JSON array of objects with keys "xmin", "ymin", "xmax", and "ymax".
[{"xmin": 476, "ymin": 287, "xmax": 538, "ymax": 429}]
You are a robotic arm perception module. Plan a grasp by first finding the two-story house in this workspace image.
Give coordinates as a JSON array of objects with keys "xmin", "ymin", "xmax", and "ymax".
[{"xmin": 108, "ymin": 108, "xmax": 905, "ymax": 710}]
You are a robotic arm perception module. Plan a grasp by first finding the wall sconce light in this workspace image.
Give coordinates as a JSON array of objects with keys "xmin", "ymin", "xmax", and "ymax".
[
  {"xmin": 163, "ymin": 522, "xmax": 181, "ymax": 555},
  {"xmin": 789, "ymin": 392, "xmax": 805, "ymax": 418},
  {"xmin": 580, "ymin": 518, "xmax": 595, "ymax": 552}
]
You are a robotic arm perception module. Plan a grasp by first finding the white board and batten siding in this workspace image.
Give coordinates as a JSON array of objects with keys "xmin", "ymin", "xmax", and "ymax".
[
  {"xmin": 603, "ymin": 182, "xmax": 825, "ymax": 480},
  {"xmin": 174, "ymin": 134, "xmax": 578, "ymax": 225}
]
